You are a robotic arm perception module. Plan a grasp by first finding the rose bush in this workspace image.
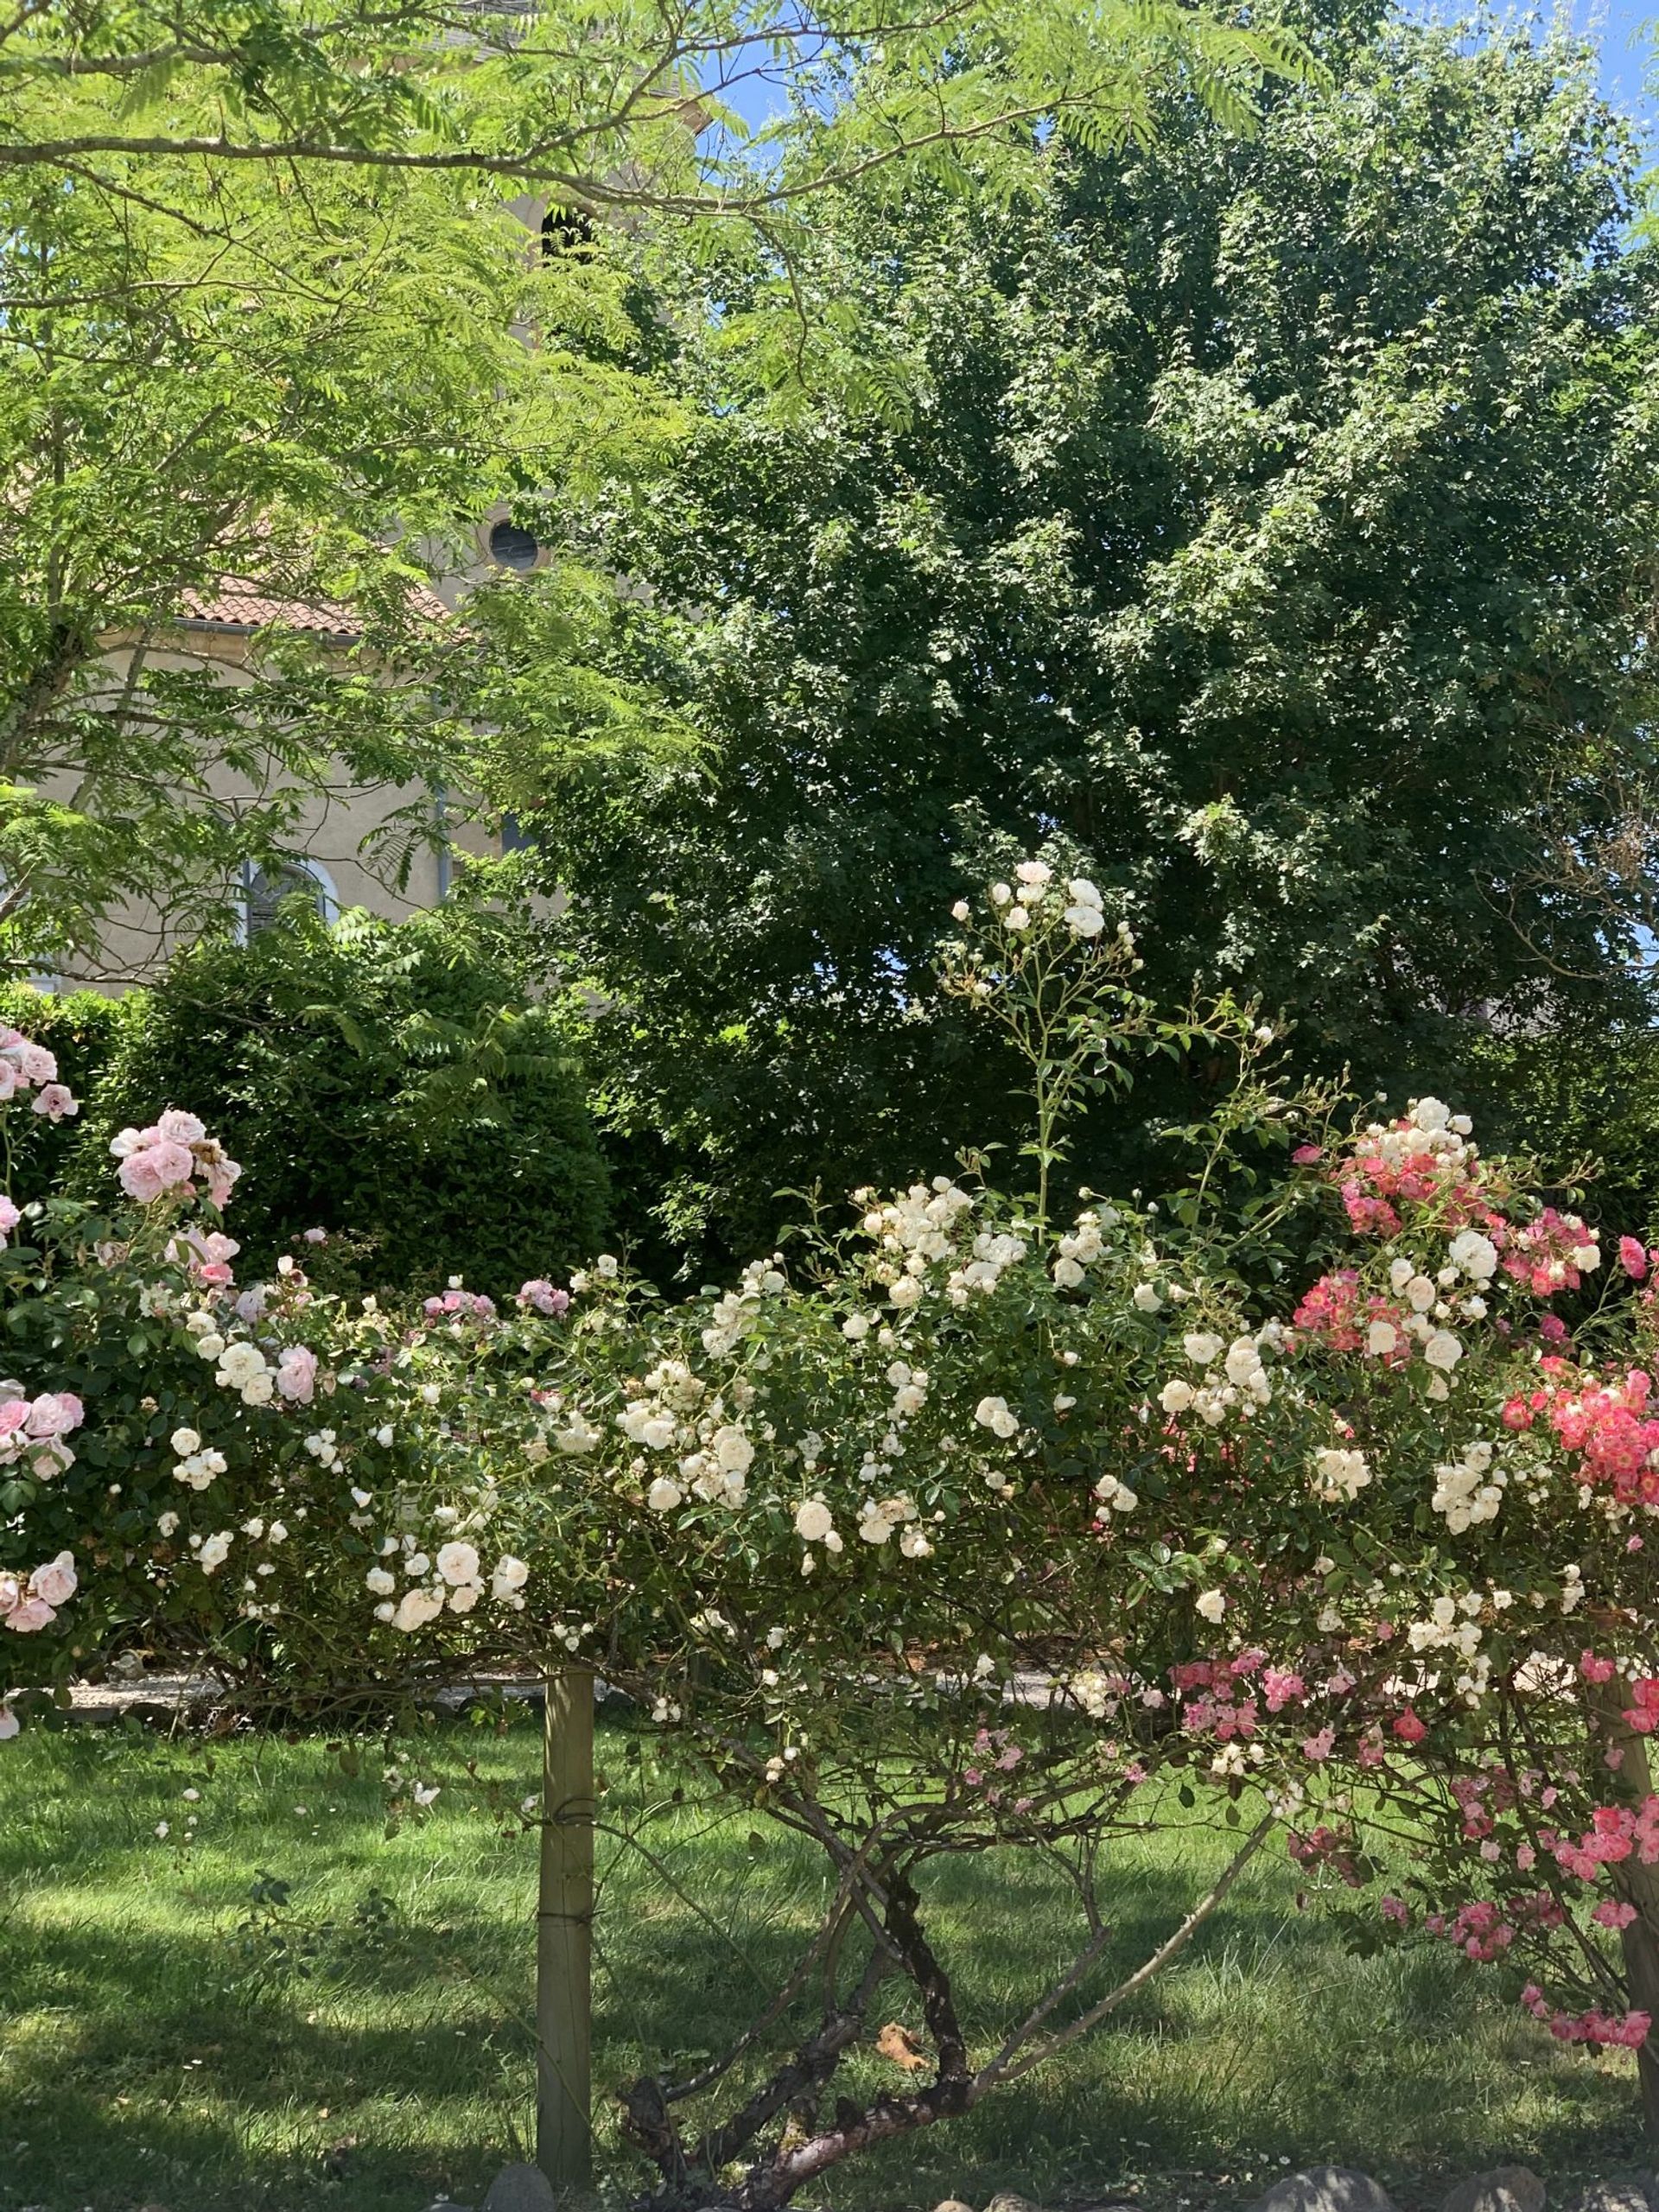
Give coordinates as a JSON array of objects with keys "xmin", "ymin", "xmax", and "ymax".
[{"xmin": 7, "ymin": 861, "xmax": 1659, "ymax": 2190}]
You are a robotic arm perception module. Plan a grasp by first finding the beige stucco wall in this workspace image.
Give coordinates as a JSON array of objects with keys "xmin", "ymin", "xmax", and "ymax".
[{"xmin": 51, "ymin": 620, "xmax": 499, "ymax": 994}]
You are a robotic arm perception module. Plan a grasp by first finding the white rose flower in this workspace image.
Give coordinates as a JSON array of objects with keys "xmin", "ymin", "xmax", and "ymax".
[
  {"xmin": 1195, "ymin": 1588, "xmax": 1226, "ymax": 1623},
  {"xmin": 1064, "ymin": 905, "xmax": 1105, "ymax": 938},
  {"xmin": 1423, "ymin": 1330, "xmax": 1463, "ymax": 1371},
  {"xmin": 1448, "ymin": 1229, "xmax": 1498, "ymax": 1281},
  {"xmin": 1132, "ymin": 1284, "xmax": 1163, "ymax": 1312},
  {"xmin": 1052, "ymin": 1256, "xmax": 1085, "ymax": 1288},
  {"xmin": 1366, "ymin": 1319, "xmax": 1399, "ymax": 1357},
  {"xmin": 646, "ymin": 1476, "xmax": 683, "ymax": 1512},
  {"xmin": 366, "ymin": 1567, "xmax": 396, "ymax": 1597},
  {"xmin": 435, "ymin": 1541, "xmax": 480, "ymax": 1588},
  {"xmin": 1159, "ymin": 1378, "xmax": 1196, "ymax": 1414},
  {"xmin": 794, "ymin": 1498, "xmax": 834, "ymax": 1543},
  {"xmin": 491, "ymin": 1555, "xmax": 531, "ymax": 1598},
  {"xmin": 391, "ymin": 1586, "xmax": 445, "ymax": 1631},
  {"xmin": 1184, "ymin": 1332, "xmax": 1224, "ymax": 1364},
  {"xmin": 170, "ymin": 1427, "xmax": 200, "ymax": 1456},
  {"xmin": 973, "ymin": 1395, "xmax": 1020, "ymax": 1440}
]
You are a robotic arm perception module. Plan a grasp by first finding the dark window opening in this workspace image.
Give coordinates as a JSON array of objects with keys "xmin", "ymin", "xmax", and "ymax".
[
  {"xmin": 488, "ymin": 518, "xmax": 539, "ymax": 572},
  {"xmin": 542, "ymin": 204, "xmax": 594, "ymax": 259}
]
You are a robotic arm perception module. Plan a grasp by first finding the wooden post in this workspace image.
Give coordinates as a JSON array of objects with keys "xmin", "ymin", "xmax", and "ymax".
[
  {"xmin": 1593, "ymin": 1688, "xmax": 1659, "ymax": 2145},
  {"xmin": 537, "ymin": 1664, "xmax": 594, "ymax": 2190}
]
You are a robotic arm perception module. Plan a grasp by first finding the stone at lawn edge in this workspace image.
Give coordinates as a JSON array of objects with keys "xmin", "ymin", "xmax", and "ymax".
[
  {"xmin": 1573, "ymin": 2178, "xmax": 1659, "ymax": 2212},
  {"xmin": 481, "ymin": 2164, "xmax": 558, "ymax": 2212},
  {"xmin": 984, "ymin": 2193, "xmax": 1044, "ymax": 2212},
  {"xmin": 1249, "ymin": 2166, "xmax": 1397, "ymax": 2212},
  {"xmin": 931, "ymin": 2199, "xmax": 977, "ymax": 2212},
  {"xmin": 1441, "ymin": 2168, "xmax": 1546, "ymax": 2212}
]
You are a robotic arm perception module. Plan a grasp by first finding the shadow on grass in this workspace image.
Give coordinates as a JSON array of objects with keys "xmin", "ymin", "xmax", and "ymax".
[{"xmin": 0, "ymin": 1728, "xmax": 1649, "ymax": 2212}]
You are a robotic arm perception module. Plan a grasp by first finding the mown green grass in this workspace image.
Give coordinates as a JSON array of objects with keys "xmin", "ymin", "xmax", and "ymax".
[{"xmin": 0, "ymin": 1715, "xmax": 1646, "ymax": 2212}]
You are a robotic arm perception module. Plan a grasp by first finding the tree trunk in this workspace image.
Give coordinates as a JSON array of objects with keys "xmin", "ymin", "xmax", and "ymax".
[{"xmin": 537, "ymin": 1664, "xmax": 594, "ymax": 2190}]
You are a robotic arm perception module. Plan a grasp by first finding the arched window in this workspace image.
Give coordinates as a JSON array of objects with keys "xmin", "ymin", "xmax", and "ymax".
[
  {"xmin": 487, "ymin": 518, "xmax": 540, "ymax": 572},
  {"xmin": 238, "ymin": 857, "xmax": 339, "ymax": 940}
]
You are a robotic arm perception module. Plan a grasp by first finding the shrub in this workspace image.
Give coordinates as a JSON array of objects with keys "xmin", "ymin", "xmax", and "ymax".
[
  {"xmin": 0, "ymin": 982, "xmax": 131, "ymax": 1193},
  {"xmin": 69, "ymin": 906, "xmax": 609, "ymax": 1296}
]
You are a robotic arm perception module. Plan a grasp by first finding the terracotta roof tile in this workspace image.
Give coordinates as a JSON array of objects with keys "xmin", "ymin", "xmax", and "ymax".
[{"xmin": 180, "ymin": 576, "xmax": 451, "ymax": 636}]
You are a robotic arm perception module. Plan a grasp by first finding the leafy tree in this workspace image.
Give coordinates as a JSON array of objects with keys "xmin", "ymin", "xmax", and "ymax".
[
  {"xmin": 0, "ymin": 0, "xmax": 1306, "ymax": 217},
  {"xmin": 513, "ymin": 8, "xmax": 1659, "ymax": 1267},
  {"xmin": 0, "ymin": 0, "xmax": 1309, "ymax": 982},
  {"xmin": 0, "ymin": 137, "xmax": 683, "ymax": 976}
]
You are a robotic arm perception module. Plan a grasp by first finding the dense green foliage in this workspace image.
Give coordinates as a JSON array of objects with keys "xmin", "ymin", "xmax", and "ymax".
[
  {"xmin": 72, "ymin": 910, "xmax": 609, "ymax": 1295},
  {"xmin": 0, "ymin": 982, "xmax": 130, "ymax": 1194},
  {"xmin": 518, "ymin": 9, "xmax": 1659, "ymax": 1267}
]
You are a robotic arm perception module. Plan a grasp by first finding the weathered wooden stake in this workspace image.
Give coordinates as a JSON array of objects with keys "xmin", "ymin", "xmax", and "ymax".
[{"xmin": 537, "ymin": 1663, "xmax": 594, "ymax": 2190}]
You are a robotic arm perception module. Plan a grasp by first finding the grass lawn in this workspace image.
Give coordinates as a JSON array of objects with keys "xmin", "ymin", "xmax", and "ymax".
[{"xmin": 0, "ymin": 1712, "xmax": 1647, "ymax": 2212}]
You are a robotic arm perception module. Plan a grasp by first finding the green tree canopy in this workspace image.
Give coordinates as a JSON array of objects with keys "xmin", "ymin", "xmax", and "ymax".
[{"xmin": 513, "ymin": 7, "xmax": 1659, "ymax": 1266}]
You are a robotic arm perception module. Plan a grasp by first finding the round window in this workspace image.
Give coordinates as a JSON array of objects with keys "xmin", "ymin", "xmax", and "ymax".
[{"xmin": 488, "ymin": 519, "xmax": 539, "ymax": 572}]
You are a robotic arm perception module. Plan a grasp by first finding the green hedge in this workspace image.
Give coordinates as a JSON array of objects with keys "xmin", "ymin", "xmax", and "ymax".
[
  {"xmin": 0, "ymin": 982, "xmax": 133, "ymax": 1197},
  {"xmin": 69, "ymin": 906, "xmax": 610, "ymax": 1298}
]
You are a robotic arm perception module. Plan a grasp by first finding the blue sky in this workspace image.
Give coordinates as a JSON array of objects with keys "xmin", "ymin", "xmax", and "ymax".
[
  {"xmin": 710, "ymin": 3, "xmax": 1656, "ymax": 142},
  {"xmin": 1532, "ymin": 0, "xmax": 1651, "ymax": 131}
]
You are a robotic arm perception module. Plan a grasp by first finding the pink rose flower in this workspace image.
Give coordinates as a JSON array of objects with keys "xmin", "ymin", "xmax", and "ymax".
[
  {"xmin": 26, "ymin": 1393, "xmax": 83, "ymax": 1440},
  {"xmin": 30, "ymin": 1083, "xmax": 76, "ymax": 1122},
  {"xmin": 4, "ymin": 1595, "xmax": 55, "ymax": 1632},
  {"xmin": 276, "ymin": 1345, "xmax": 318, "ymax": 1405},
  {"xmin": 29, "ymin": 1552, "xmax": 76, "ymax": 1606},
  {"xmin": 1622, "ymin": 1236, "xmax": 1650, "ymax": 1281}
]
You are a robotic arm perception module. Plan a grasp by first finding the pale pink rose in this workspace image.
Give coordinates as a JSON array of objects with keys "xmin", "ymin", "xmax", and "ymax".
[
  {"xmin": 119, "ymin": 1139, "xmax": 193, "ymax": 1203},
  {"xmin": 276, "ymin": 1345, "xmax": 317, "ymax": 1405},
  {"xmin": 156, "ymin": 1109, "xmax": 207, "ymax": 1146},
  {"xmin": 26, "ymin": 1393, "xmax": 82, "ymax": 1439},
  {"xmin": 15, "ymin": 1044, "xmax": 56, "ymax": 1086},
  {"xmin": 203, "ymin": 1157, "xmax": 242, "ymax": 1209},
  {"xmin": 109, "ymin": 1125, "xmax": 145, "ymax": 1159},
  {"xmin": 31, "ymin": 1084, "xmax": 77, "ymax": 1122},
  {"xmin": 0, "ymin": 1198, "xmax": 20, "ymax": 1239},
  {"xmin": 4, "ymin": 1596, "xmax": 55, "ymax": 1632},
  {"xmin": 0, "ymin": 1400, "xmax": 29, "ymax": 1439},
  {"xmin": 0, "ymin": 1065, "xmax": 22, "ymax": 1104},
  {"xmin": 0, "ymin": 1573, "xmax": 19, "ymax": 1613},
  {"xmin": 29, "ymin": 1552, "xmax": 75, "ymax": 1606}
]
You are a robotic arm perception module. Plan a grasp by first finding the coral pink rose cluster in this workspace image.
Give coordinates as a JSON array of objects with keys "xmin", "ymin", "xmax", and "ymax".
[
  {"xmin": 111, "ymin": 1109, "xmax": 241, "ymax": 1209},
  {"xmin": 1, "ymin": 1549, "xmax": 77, "ymax": 1633}
]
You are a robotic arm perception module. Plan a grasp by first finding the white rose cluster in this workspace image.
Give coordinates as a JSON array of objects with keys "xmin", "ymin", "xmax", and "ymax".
[
  {"xmin": 1051, "ymin": 1206, "xmax": 1115, "ymax": 1289},
  {"xmin": 1158, "ymin": 1328, "xmax": 1276, "ymax": 1426},
  {"xmin": 701, "ymin": 1255, "xmax": 788, "ymax": 1358},
  {"xmin": 1431, "ymin": 1439, "xmax": 1505, "ymax": 1533},
  {"xmin": 856, "ymin": 1492, "xmax": 931, "ymax": 1555},
  {"xmin": 1362, "ymin": 1096, "xmax": 1474, "ymax": 1167},
  {"xmin": 170, "ymin": 1423, "xmax": 228, "ymax": 1491},
  {"xmin": 618, "ymin": 1362, "xmax": 758, "ymax": 1511},
  {"xmin": 370, "ymin": 1534, "xmax": 529, "ymax": 1630},
  {"xmin": 1312, "ymin": 1446, "xmax": 1371, "ymax": 1503}
]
